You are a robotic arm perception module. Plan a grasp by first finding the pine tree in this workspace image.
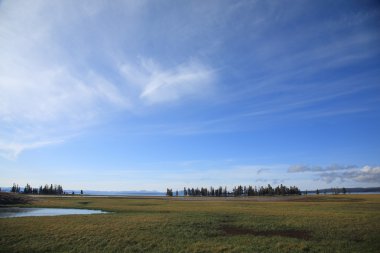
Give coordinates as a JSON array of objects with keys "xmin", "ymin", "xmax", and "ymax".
[
  {"xmin": 23, "ymin": 183, "xmax": 31, "ymax": 194},
  {"xmin": 166, "ymin": 188, "xmax": 173, "ymax": 197},
  {"xmin": 11, "ymin": 183, "xmax": 16, "ymax": 193}
]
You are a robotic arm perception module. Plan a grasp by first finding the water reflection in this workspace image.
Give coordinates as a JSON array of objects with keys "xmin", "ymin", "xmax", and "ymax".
[{"xmin": 0, "ymin": 207, "xmax": 108, "ymax": 218}]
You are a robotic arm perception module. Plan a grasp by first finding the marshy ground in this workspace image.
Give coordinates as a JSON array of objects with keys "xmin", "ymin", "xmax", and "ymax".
[{"xmin": 0, "ymin": 194, "xmax": 379, "ymax": 252}]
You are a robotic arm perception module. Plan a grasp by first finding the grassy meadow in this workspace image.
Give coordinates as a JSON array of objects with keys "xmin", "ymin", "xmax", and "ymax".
[{"xmin": 1, "ymin": 194, "xmax": 379, "ymax": 253}]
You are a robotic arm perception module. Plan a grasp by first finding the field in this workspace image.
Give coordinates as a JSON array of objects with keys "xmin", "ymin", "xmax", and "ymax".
[{"xmin": 1, "ymin": 194, "xmax": 380, "ymax": 253}]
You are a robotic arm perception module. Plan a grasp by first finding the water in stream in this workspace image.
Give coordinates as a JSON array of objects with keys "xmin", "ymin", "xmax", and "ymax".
[{"xmin": 0, "ymin": 207, "xmax": 108, "ymax": 218}]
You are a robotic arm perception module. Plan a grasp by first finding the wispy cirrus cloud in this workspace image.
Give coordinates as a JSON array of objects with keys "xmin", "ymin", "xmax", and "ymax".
[
  {"xmin": 119, "ymin": 58, "xmax": 215, "ymax": 105},
  {"xmin": 1, "ymin": 0, "xmax": 379, "ymax": 161},
  {"xmin": 0, "ymin": 139, "xmax": 64, "ymax": 160},
  {"xmin": 0, "ymin": 59, "xmax": 131, "ymax": 158},
  {"xmin": 0, "ymin": 1, "xmax": 128, "ymax": 158},
  {"xmin": 0, "ymin": 1, "xmax": 216, "ymax": 159}
]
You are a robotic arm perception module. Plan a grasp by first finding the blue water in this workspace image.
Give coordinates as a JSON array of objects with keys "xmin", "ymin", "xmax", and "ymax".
[{"xmin": 0, "ymin": 207, "xmax": 108, "ymax": 218}]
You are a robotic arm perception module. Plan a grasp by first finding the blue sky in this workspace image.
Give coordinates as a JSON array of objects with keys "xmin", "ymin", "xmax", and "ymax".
[{"xmin": 0, "ymin": 0, "xmax": 379, "ymax": 191}]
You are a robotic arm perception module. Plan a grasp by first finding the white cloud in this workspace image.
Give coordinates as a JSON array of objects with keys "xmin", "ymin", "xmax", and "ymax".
[
  {"xmin": 1, "ymin": 0, "xmax": 378, "ymax": 160},
  {"xmin": 318, "ymin": 166, "xmax": 380, "ymax": 184},
  {"xmin": 354, "ymin": 166, "xmax": 380, "ymax": 183},
  {"xmin": 288, "ymin": 164, "xmax": 380, "ymax": 184},
  {"xmin": 288, "ymin": 164, "xmax": 357, "ymax": 173},
  {"xmin": 0, "ymin": 1, "xmax": 216, "ymax": 159},
  {"xmin": 0, "ymin": 58, "xmax": 130, "ymax": 158},
  {"xmin": 120, "ymin": 58, "xmax": 215, "ymax": 105},
  {"xmin": 0, "ymin": 139, "xmax": 63, "ymax": 160}
]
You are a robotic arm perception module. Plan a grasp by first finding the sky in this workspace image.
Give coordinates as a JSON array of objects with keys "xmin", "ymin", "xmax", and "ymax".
[{"xmin": 1, "ymin": 0, "xmax": 380, "ymax": 191}]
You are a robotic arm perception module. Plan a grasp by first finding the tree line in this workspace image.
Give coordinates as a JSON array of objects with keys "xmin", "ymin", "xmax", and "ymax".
[
  {"xmin": 10, "ymin": 183, "xmax": 65, "ymax": 195},
  {"xmin": 314, "ymin": 187, "xmax": 347, "ymax": 195},
  {"xmin": 166, "ymin": 184, "xmax": 301, "ymax": 197}
]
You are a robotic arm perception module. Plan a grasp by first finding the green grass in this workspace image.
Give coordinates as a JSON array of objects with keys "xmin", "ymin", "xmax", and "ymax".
[{"xmin": 1, "ymin": 195, "xmax": 379, "ymax": 252}]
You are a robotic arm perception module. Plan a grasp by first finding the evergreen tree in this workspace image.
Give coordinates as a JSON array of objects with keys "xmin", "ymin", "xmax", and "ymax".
[
  {"xmin": 247, "ymin": 186, "xmax": 252, "ymax": 196},
  {"xmin": 11, "ymin": 183, "xmax": 21, "ymax": 193},
  {"xmin": 23, "ymin": 183, "xmax": 32, "ymax": 194},
  {"xmin": 222, "ymin": 186, "xmax": 226, "ymax": 197},
  {"xmin": 210, "ymin": 186, "xmax": 215, "ymax": 197},
  {"xmin": 166, "ymin": 188, "xmax": 173, "ymax": 197},
  {"xmin": 11, "ymin": 183, "xmax": 16, "ymax": 193},
  {"xmin": 195, "ymin": 188, "xmax": 200, "ymax": 196},
  {"xmin": 177, "ymin": 184, "xmax": 303, "ymax": 197}
]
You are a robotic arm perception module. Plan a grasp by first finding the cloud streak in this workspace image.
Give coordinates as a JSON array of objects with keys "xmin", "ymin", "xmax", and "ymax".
[
  {"xmin": 0, "ymin": 1, "xmax": 216, "ymax": 158},
  {"xmin": 288, "ymin": 164, "xmax": 357, "ymax": 173},
  {"xmin": 0, "ymin": 139, "xmax": 64, "ymax": 160},
  {"xmin": 120, "ymin": 58, "xmax": 215, "ymax": 105},
  {"xmin": 0, "ymin": 0, "xmax": 379, "ymax": 160}
]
